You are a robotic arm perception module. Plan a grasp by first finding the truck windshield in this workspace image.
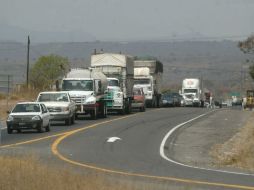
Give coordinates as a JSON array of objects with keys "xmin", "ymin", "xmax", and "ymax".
[
  {"xmin": 108, "ymin": 79, "xmax": 119, "ymax": 87},
  {"xmin": 134, "ymin": 79, "xmax": 150, "ymax": 85},
  {"xmin": 62, "ymin": 80, "xmax": 93, "ymax": 91},
  {"xmin": 38, "ymin": 93, "xmax": 69, "ymax": 102},
  {"xmin": 184, "ymin": 89, "xmax": 197, "ymax": 93}
]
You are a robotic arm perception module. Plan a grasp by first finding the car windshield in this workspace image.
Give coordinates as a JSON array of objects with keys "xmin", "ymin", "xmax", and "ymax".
[
  {"xmin": 62, "ymin": 80, "xmax": 93, "ymax": 91},
  {"xmin": 12, "ymin": 104, "xmax": 41, "ymax": 113},
  {"xmin": 38, "ymin": 93, "xmax": 69, "ymax": 102}
]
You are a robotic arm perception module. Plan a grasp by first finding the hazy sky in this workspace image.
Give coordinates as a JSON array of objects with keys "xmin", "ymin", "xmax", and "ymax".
[{"xmin": 1, "ymin": 0, "xmax": 254, "ymax": 42}]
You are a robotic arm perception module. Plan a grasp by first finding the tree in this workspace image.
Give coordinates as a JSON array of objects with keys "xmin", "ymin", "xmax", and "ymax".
[
  {"xmin": 29, "ymin": 54, "xmax": 69, "ymax": 90},
  {"xmin": 239, "ymin": 35, "xmax": 254, "ymax": 80}
]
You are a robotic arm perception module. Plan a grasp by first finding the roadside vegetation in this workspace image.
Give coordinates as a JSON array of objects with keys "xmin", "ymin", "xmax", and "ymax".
[
  {"xmin": 0, "ymin": 155, "xmax": 193, "ymax": 190},
  {"xmin": 211, "ymin": 112, "xmax": 254, "ymax": 171}
]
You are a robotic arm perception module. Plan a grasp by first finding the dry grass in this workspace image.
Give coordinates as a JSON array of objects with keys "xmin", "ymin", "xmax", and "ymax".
[
  {"xmin": 211, "ymin": 112, "xmax": 254, "ymax": 170},
  {"xmin": 0, "ymin": 87, "xmax": 40, "ymax": 122},
  {"xmin": 0, "ymin": 155, "xmax": 195, "ymax": 190},
  {"xmin": 0, "ymin": 155, "xmax": 135, "ymax": 190}
]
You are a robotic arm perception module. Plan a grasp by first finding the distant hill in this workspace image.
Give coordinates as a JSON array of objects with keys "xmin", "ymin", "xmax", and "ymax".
[{"xmin": 0, "ymin": 40, "xmax": 251, "ymax": 97}]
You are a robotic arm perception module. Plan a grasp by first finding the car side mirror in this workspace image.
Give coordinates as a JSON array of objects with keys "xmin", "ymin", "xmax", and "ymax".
[{"xmin": 6, "ymin": 111, "xmax": 10, "ymax": 114}]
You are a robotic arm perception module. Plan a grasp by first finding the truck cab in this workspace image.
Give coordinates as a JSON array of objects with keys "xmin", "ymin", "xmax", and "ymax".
[
  {"xmin": 61, "ymin": 69, "xmax": 107, "ymax": 119},
  {"xmin": 181, "ymin": 78, "xmax": 202, "ymax": 107}
]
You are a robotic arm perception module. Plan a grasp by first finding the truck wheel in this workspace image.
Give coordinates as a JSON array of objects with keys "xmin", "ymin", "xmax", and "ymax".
[
  {"xmin": 91, "ymin": 108, "xmax": 97, "ymax": 120},
  {"xmin": 119, "ymin": 102, "xmax": 126, "ymax": 115},
  {"xmin": 125, "ymin": 100, "xmax": 132, "ymax": 114},
  {"xmin": 102, "ymin": 103, "xmax": 107, "ymax": 118},
  {"xmin": 7, "ymin": 126, "xmax": 13, "ymax": 134}
]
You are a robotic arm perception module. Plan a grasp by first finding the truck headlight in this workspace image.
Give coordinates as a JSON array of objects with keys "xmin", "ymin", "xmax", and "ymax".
[
  {"xmin": 7, "ymin": 115, "xmax": 14, "ymax": 122},
  {"xmin": 32, "ymin": 116, "xmax": 41, "ymax": 121}
]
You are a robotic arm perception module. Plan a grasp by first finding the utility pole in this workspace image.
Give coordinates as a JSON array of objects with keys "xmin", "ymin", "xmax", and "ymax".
[{"xmin": 26, "ymin": 35, "xmax": 30, "ymax": 88}]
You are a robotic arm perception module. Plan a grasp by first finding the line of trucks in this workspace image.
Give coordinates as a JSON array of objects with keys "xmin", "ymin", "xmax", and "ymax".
[{"xmin": 57, "ymin": 53, "xmax": 164, "ymax": 119}]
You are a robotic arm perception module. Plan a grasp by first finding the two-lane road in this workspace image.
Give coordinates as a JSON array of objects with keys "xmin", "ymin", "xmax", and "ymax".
[
  {"xmin": 52, "ymin": 107, "xmax": 254, "ymax": 189},
  {"xmin": 1, "ymin": 107, "xmax": 254, "ymax": 189}
]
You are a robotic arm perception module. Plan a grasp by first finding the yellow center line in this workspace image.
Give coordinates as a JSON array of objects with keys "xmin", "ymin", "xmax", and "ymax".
[
  {"xmin": 51, "ymin": 112, "xmax": 254, "ymax": 190},
  {"xmin": 0, "ymin": 133, "xmax": 66, "ymax": 148}
]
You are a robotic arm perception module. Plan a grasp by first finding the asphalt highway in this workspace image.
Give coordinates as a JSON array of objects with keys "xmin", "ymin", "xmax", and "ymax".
[{"xmin": 1, "ymin": 107, "xmax": 254, "ymax": 190}]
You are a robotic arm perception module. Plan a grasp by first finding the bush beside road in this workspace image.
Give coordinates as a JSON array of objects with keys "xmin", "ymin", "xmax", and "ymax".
[{"xmin": 211, "ymin": 111, "xmax": 254, "ymax": 171}]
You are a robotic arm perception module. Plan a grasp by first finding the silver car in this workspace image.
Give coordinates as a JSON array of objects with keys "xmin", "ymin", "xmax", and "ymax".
[{"xmin": 6, "ymin": 102, "xmax": 51, "ymax": 134}]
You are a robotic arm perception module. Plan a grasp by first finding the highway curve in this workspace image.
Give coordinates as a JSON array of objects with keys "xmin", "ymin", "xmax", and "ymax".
[{"xmin": 51, "ymin": 107, "xmax": 254, "ymax": 190}]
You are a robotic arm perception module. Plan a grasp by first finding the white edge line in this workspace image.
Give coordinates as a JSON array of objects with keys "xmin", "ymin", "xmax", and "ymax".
[{"xmin": 160, "ymin": 110, "xmax": 254, "ymax": 177}]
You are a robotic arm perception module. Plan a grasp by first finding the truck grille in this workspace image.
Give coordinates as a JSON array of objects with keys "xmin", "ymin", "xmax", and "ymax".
[
  {"xmin": 71, "ymin": 96, "xmax": 86, "ymax": 104},
  {"xmin": 47, "ymin": 107, "xmax": 62, "ymax": 112}
]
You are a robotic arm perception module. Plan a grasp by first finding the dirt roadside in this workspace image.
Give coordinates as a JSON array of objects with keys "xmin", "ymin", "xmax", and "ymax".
[{"xmin": 168, "ymin": 108, "xmax": 254, "ymax": 173}]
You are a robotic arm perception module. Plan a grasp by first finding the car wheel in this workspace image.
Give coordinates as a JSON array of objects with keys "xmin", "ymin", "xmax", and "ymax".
[
  {"xmin": 7, "ymin": 127, "xmax": 13, "ymax": 134},
  {"xmin": 65, "ymin": 116, "xmax": 71, "ymax": 126},
  {"xmin": 45, "ymin": 122, "xmax": 50, "ymax": 132},
  {"xmin": 71, "ymin": 114, "xmax": 75, "ymax": 124},
  {"xmin": 37, "ymin": 123, "xmax": 43, "ymax": 133}
]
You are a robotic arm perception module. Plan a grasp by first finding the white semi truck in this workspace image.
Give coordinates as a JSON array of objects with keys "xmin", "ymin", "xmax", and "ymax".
[
  {"xmin": 181, "ymin": 78, "xmax": 204, "ymax": 107},
  {"xmin": 91, "ymin": 53, "xmax": 134, "ymax": 114},
  {"xmin": 134, "ymin": 60, "xmax": 163, "ymax": 107},
  {"xmin": 61, "ymin": 68, "xmax": 108, "ymax": 119}
]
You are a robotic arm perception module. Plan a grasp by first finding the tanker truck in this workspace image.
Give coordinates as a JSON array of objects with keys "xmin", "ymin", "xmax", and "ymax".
[
  {"xmin": 180, "ymin": 78, "xmax": 203, "ymax": 107},
  {"xmin": 61, "ymin": 68, "xmax": 108, "ymax": 119},
  {"xmin": 134, "ymin": 59, "xmax": 163, "ymax": 107},
  {"xmin": 91, "ymin": 53, "xmax": 134, "ymax": 114}
]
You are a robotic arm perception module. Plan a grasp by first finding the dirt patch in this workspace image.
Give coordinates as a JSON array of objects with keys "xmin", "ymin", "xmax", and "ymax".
[{"xmin": 211, "ymin": 112, "xmax": 254, "ymax": 171}]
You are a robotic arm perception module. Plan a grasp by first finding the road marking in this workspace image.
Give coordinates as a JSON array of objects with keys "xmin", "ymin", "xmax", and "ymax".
[
  {"xmin": 0, "ymin": 133, "xmax": 66, "ymax": 148},
  {"xmin": 52, "ymin": 110, "xmax": 254, "ymax": 190},
  {"xmin": 160, "ymin": 110, "xmax": 254, "ymax": 177},
  {"xmin": 0, "ymin": 108, "xmax": 159, "ymax": 148},
  {"xmin": 107, "ymin": 137, "xmax": 121, "ymax": 142}
]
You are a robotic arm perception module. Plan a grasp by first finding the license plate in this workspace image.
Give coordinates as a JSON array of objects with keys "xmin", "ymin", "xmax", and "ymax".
[{"xmin": 19, "ymin": 123, "xmax": 26, "ymax": 126}]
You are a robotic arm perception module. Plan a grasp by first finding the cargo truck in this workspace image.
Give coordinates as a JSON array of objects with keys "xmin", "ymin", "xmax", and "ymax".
[
  {"xmin": 134, "ymin": 59, "xmax": 163, "ymax": 107},
  {"xmin": 61, "ymin": 68, "xmax": 108, "ymax": 119},
  {"xmin": 91, "ymin": 53, "xmax": 134, "ymax": 114},
  {"xmin": 180, "ymin": 78, "xmax": 203, "ymax": 107}
]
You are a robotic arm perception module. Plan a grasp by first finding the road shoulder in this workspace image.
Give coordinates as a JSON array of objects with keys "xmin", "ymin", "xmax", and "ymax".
[{"xmin": 165, "ymin": 108, "xmax": 253, "ymax": 173}]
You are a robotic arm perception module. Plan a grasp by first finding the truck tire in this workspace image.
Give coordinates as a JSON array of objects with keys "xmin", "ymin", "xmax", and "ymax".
[
  {"xmin": 103, "ymin": 103, "xmax": 107, "ymax": 118},
  {"xmin": 125, "ymin": 99, "xmax": 132, "ymax": 114},
  {"xmin": 91, "ymin": 108, "xmax": 97, "ymax": 120},
  {"xmin": 7, "ymin": 126, "xmax": 13, "ymax": 134},
  {"xmin": 119, "ymin": 99, "xmax": 126, "ymax": 115}
]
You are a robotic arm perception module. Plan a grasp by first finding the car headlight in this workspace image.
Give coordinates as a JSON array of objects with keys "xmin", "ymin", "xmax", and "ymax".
[
  {"xmin": 62, "ymin": 107, "xmax": 69, "ymax": 111},
  {"xmin": 32, "ymin": 115, "xmax": 41, "ymax": 121},
  {"xmin": 7, "ymin": 115, "xmax": 14, "ymax": 122}
]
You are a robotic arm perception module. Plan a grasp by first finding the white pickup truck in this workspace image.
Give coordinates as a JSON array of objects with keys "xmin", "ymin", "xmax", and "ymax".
[{"xmin": 37, "ymin": 91, "xmax": 76, "ymax": 125}]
